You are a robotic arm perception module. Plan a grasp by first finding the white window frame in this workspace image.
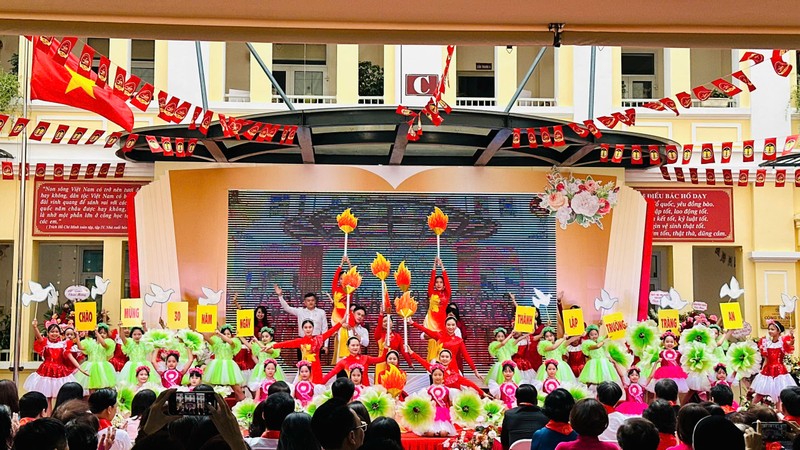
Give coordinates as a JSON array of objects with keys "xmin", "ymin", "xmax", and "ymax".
[{"xmin": 273, "ymin": 64, "xmax": 329, "ymax": 96}]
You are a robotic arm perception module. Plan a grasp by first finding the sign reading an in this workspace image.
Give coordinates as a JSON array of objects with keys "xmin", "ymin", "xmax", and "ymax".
[
  {"xmin": 637, "ymin": 188, "xmax": 734, "ymax": 242},
  {"xmin": 720, "ymin": 302, "xmax": 743, "ymax": 329},
  {"xmin": 34, "ymin": 182, "xmax": 146, "ymax": 236},
  {"xmin": 514, "ymin": 306, "xmax": 537, "ymax": 333}
]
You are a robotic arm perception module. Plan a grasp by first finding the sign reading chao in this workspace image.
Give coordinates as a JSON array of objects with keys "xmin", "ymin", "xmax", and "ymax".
[
  {"xmin": 637, "ymin": 187, "xmax": 734, "ymax": 242},
  {"xmin": 34, "ymin": 181, "xmax": 146, "ymax": 236}
]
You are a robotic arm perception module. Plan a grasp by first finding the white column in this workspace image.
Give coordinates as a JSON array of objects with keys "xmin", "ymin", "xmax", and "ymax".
[
  {"xmin": 749, "ymin": 50, "xmax": 792, "ymax": 139},
  {"xmin": 572, "ymin": 46, "xmax": 614, "ymax": 123},
  {"xmin": 166, "ymin": 41, "xmax": 211, "ymax": 106}
]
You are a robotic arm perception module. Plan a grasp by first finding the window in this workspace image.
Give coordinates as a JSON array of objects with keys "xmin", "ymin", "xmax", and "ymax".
[
  {"xmin": 692, "ymin": 246, "xmax": 740, "ymax": 318},
  {"xmin": 38, "ymin": 242, "xmax": 104, "ymax": 308},
  {"xmin": 273, "ymin": 44, "xmax": 329, "ymax": 97},
  {"xmin": 622, "ymin": 51, "xmax": 658, "ymax": 99},
  {"xmin": 457, "ymin": 76, "xmax": 495, "ymax": 98},
  {"xmin": 0, "ymin": 243, "xmax": 12, "ymax": 359},
  {"xmin": 131, "ymin": 39, "xmax": 155, "ymax": 86},
  {"xmin": 122, "ymin": 241, "xmax": 131, "ymax": 298}
]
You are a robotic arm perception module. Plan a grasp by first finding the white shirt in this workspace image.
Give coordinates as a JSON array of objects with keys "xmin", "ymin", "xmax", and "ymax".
[
  {"xmin": 350, "ymin": 324, "xmax": 369, "ymax": 348},
  {"xmin": 98, "ymin": 427, "xmax": 132, "ymax": 450},
  {"xmin": 278, "ymin": 295, "xmax": 329, "ymax": 344},
  {"xmin": 244, "ymin": 437, "xmax": 278, "ymax": 450},
  {"xmin": 599, "ymin": 411, "xmax": 629, "ymax": 442}
]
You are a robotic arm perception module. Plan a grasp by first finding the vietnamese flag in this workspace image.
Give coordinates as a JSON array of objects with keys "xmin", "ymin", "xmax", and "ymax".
[{"xmin": 30, "ymin": 37, "xmax": 134, "ymax": 131}]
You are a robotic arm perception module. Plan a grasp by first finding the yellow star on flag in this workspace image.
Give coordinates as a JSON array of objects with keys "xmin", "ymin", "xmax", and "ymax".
[{"xmin": 64, "ymin": 67, "xmax": 96, "ymax": 98}]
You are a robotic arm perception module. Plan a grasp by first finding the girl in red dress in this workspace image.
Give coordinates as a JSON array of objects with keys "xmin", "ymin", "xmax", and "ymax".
[
  {"xmin": 408, "ymin": 316, "xmax": 483, "ymax": 382},
  {"xmin": 108, "ymin": 328, "xmax": 129, "ymax": 372},
  {"xmin": 752, "ymin": 319, "xmax": 796, "ymax": 406},
  {"xmin": 23, "ymin": 319, "xmax": 86, "ymax": 410},
  {"xmin": 510, "ymin": 293, "xmax": 545, "ymax": 375},
  {"xmin": 408, "ymin": 347, "xmax": 485, "ymax": 396},
  {"xmin": 272, "ymin": 318, "xmax": 343, "ymax": 384},
  {"xmin": 234, "ymin": 336, "xmax": 256, "ymax": 393},
  {"xmin": 321, "ymin": 337, "xmax": 386, "ymax": 385},
  {"xmin": 646, "ymin": 331, "xmax": 689, "ymax": 397},
  {"xmin": 423, "ymin": 257, "xmax": 451, "ymax": 362}
]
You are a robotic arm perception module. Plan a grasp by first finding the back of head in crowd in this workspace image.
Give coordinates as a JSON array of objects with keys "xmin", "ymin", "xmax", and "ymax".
[
  {"xmin": 12, "ymin": 418, "xmax": 68, "ymax": 450},
  {"xmin": 311, "ymin": 399, "xmax": 363, "ymax": 450},
  {"xmin": 265, "ymin": 392, "xmax": 295, "ymax": 432},
  {"xmin": 692, "ymin": 415, "xmax": 745, "ymax": 450},
  {"xmin": 596, "ymin": 381, "xmax": 622, "ymax": 407},
  {"xmin": 570, "ymin": 398, "xmax": 608, "ymax": 437},
  {"xmin": 249, "ymin": 401, "xmax": 267, "ymax": 438},
  {"xmin": 676, "ymin": 403, "xmax": 709, "ymax": 445},
  {"xmin": 363, "ymin": 417, "xmax": 402, "ymax": 447},
  {"xmin": 331, "ymin": 378, "xmax": 355, "ymax": 403},
  {"xmin": 19, "ymin": 392, "xmax": 48, "ymax": 420},
  {"xmin": 277, "ymin": 412, "xmax": 320, "ymax": 450},
  {"xmin": 543, "ymin": 388, "xmax": 575, "ymax": 423},
  {"xmin": 616, "ymin": 417, "xmax": 659, "ymax": 450},
  {"xmin": 268, "ymin": 381, "xmax": 291, "ymax": 397},
  {"xmin": 780, "ymin": 386, "xmax": 800, "ymax": 417},
  {"xmin": 642, "ymin": 399, "xmax": 676, "ymax": 435},
  {"xmin": 88, "ymin": 388, "xmax": 117, "ymax": 415},
  {"xmin": 698, "ymin": 401, "xmax": 725, "ymax": 417},
  {"xmin": 654, "ymin": 379, "xmax": 678, "ymax": 402},
  {"xmin": 0, "ymin": 405, "xmax": 12, "ymax": 450},
  {"xmin": 65, "ymin": 415, "xmax": 100, "ymax": 450},
  {"xmin": 709, "ymin": 383, "xmax": 734, "ymax": 407},
  {"xmin": 348, "ymin": 402, "xmax": 371, "ymax": 426},
  {"xmin": 54, "ymin": 382, "xmax": 84, "ymax": 410},
  {"xmin": 515, "ymin": 384, "xmax": 538, "ymax": 406},
  {"xmin": 748, "ymin": 404, "xmax": 778, "ymax": 422},
  {"xmin": 131, "ymin": 389, "xmax": 157, "ymax": 418},
  {"xmin": 357, "ymin": 439, "xmax": 403, "ymax": 450},
  {"xmin": 0, "ymin": 381, "xmax": 18, "ymax": 415},
  {"xmin": 53, "ymin": 400, "xmax": 91, "ymax": 424}
]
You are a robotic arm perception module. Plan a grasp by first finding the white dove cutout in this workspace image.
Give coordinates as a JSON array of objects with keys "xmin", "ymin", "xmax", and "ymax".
[
  {"xmin": 144, "ymin": 283, "xmax": 174, "ymax": 307},
  {"xmin": 22, "ymin": 281, "xmax": 55, "ymax": 307},
  {"xmin": 91, "ymin": 276, "xmax": 111, "ymax": 299},
  {"xmin": 199, "ymin": 287, "xmax": 224, "ymax": 306},
  {"xmin": 531, "ymin": 288, "xmax": 551, "ymax": 309},
  {"xmin": 660, "ymin": 288, "xmax": 688, "ymax": 310},
  {"xmin": 719, "ymin": 276, "xmax": 745, "ymax": 300},
  {"xmin": 780, "ymin": 293, "xmax": 798, "ymax": 319},
  {"xmin": 594, "ymin": 289, "xmax": 619, "ymax": 311},
  {"xmin": 46, "ymin": 284, "xmax": 59, "ymax": 308}
]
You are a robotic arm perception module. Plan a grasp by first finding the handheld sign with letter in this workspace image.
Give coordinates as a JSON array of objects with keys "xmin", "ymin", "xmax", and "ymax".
[
  {"xmin": 120, "ymin": 299, "xmax": 143, "ymax": 327},
  {"xmin": 167, "ymin": 302, "xmax": 188, "ymax": 330},
  {"xmin": 196, "ymin": 305, "xmax": 218, "ymax": 333},
  {"xmin": 75, "ymin": 301, "xmax": 97, "ymax": 331},
  {"xmin": 720, "ymin": 302, "xmax": 743, "ymax": 330},
  {"xmin": 602, "ymin": 312, "xmax": 627, "ymax": 340},
  {"xmin": 237, "ymin": 309, "xmax": 254, "ymax": 337},
  {"xmin": 563, "ymin": 308, "xmax": 585, "ymax": 336},
  {"xmin": 658, "ymin": 308, "xmax": 680, "ymax": 334},
  {"xmin": 514, "ymin": 306, "xmax": 537, "ymax": 333}
]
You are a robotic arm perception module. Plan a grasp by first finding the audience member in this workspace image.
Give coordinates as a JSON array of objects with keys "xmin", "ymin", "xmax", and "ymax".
[
  {"xmin": 501, "ymin": 384, "xmax": 548, "ymax": 450},
  {"xmin": 348, "ymin": 402, "xmax": 371, "ymax": 426},
  {"xmin": 531, "ymin": 389, "xmax": 577, "ymax": 450},
  {"xmin": 0, "ymin": 405, "xmax": 12, "ymax": 450},
  {"xmin": 669, "ymin": 403, "xmax": 709, "ymax": 450},
  {"xmin": 267, "ymin": 382, "xmax": 291, "ymax": 397},
  {"xmin": 52, "ymin": 399, "xmax": 91, "ymax": 424},
  {"xmin": 748, "ymin": 404, "xmax": 778, "ymax": 423},
  {"xmin": 310, "ymin": 399, "xmax": 365, "ymax": 450},
  {"xmin": 246, "ymin": 392, "xmax": 295, "ymax": 450},
  {"xmin": 249, "ymin": 401, "xmax": 267, "ymax": 439},
  {"xmin": 53, "ymin": 382, "xmax": 84, "ymax": 411},
  {"xmin": 18, "ymin": 392, "xmax": 48, "ymax": 427},
  {"xmin": 0, "ymin": 382, "xmax": 18, "ymax": 415},
  {"xmin": 727, "ymin": 411, "xmax": 756, "ymax": 427},
  {"xmin": 128, "ymin": 389, "xmax": 156, "ymax": 442},
  {"xmin": 642, "ymin": 399, "xmax": 677, "ymax": 450},
  {"xmin": 363, "ymin": 417, "xmax": 401, "ymax": 448},
  {"xmin": 64, "ymin": 414, "xmax": 100, "ymax": 450},
  {"xmin": 554, "ymin": 398, "xmax": 619, "ymax": 450},
  {"xmin": 653, "ymin": 379, "xmax": 680, "ymax": 416},
  {"xmin": 780, "ymin": 386, "xmax": 800, "ymax": 422},
  {"xmin": 692, "ymin": 415, "xmax": 745, "ymax": 450},
  {"xmin": 276, "ymin": 412, "xmax": 319, "ymax": 450},
  {"xmin": 616, "ymin": 417, "xmax": 659, "ymax": 450},
  {"xmin": 709, "ymin": 384, "xmax": 735, "ymax": 414},
  {"xmin": 332, "ymin": 378, "xmax": 356, "ymax": 403},
  {"xmin": 595, "ymin": 382, "xmax": 625, "ymax": 442},
  {"xmin": 12, "ymin": 418, "xmax": 67, "ymax": 450},
  {"xmin": 88, "ymin": 389, "xmax": 132, "ymax": 450}
]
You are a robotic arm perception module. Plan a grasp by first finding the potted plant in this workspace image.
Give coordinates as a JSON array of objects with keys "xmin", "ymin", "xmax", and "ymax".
[
  {"xmin": 700, "ymin": 89, "xmax": 731, "ymax": 108},
  {"xmin": 358, "ymin": 61, "xmax": 384, "ymax": 103}
]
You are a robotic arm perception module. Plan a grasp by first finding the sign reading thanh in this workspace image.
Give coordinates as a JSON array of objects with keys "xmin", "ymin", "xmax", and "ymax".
[{"xmin": 637, "ymin": 188, "xmax": 733, "ymax": 242}]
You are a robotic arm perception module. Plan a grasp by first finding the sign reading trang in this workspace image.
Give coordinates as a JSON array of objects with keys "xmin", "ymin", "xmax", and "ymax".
[{"xmin": 636, "ymin": 188, "xmax": 733, "ymax": 242}]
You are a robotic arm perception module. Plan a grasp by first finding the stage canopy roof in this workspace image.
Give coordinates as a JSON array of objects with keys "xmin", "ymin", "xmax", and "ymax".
[
  {"xmin": 116, "ymin": 107, "xmax": 677, "ymax": 167},
  {"xmin": 1, "ymin": 0, "xmax": 798, "ymax": 48}
]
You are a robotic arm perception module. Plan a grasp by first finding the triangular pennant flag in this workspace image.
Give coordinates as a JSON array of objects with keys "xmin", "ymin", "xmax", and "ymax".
[
  {"xmin": 8, "ymin": 118, "xmax": 30, "ymax": 137},
  {"xmin": 705, "ymin": 169, "xmax": 716, "ymax": 185},
  {"xmin": 85, "ymin": 164, "xmax": 96, "ymax": 179},
  {"xmin": 67, "ymin": 127, "xmax": 87, "ymax": 144},
  {"xmin": 665, "ymin": 145, "xmax": 679, "ymax": 164},
  {"xmin": 682, "ymin": 144, "xmax": 693, "ymax": 164},
  {"xmin": 34, "ymin": 163, "xmax": 46, "ymax": 181},
  {"xmin": 29, "ymin": 121, "xmax": 50, "ymax": 141},
  {"xmin": 130, "ymin": 83, "xmax": 155, "ymax": 111},
  {"xmin": 720, "ymin": 142, "xmax": 733, "ymax": 164},
  {"xmin": 161, "ymin": 137, "xmax": 173, "ymax": 156},
  {"xmin": 285, "ymin": 125, "xmax": 298, "ymax": 145},
  {"xmin": 731, "ymin": 71, "xmax": 756, "ymax": 92},
  {"xmin": 693, "ymin": 85, "xmax": 713, "ymax": 101},
  {"xmin": 762, "ymin": 137, "xmax": 777, "ymax": 161},
  {"xmin": 76, "ymin": 44, "xmax": 95, "ymax": 78},
  {"xmin": 781, "ymin": 135, "xmax": 798, "ymax": 156},
  {"xmin": 145, "ymin": 135, "xmax": 162, "ymax": 153},
  {"xmin": 552, "ymin": 125, "xmax": 566, "ymax": 146},
  {"xmin": 104, "ymin": 132, "xmax": 122, "ymax": 148},
  {"xmin": 114, "ymin": 163, "xmax": 126, "ymax": 178},
  {"xmin": 740, "ymin": 51, "xmax": 765, "ymax": 65},
  {"xmin": 187, "ymin": 138, "xmax": 198, "ymax": 155},
  {"xmin": 612, "ymin": 108, "xmax": 636, "ymax": 126},
  {"xmin": 173, "ymin": 101, "xmax": 191, "ymax": 124},
  {"xmin": 511, "ymin": 128, "xmax": 521, "ymax": 148},
  {"xmin": 526, "ymin": 128, "xmax": 538, "ymax": 148},
  {"xmin": 642, "ymin": 101, "xmax": 666, "ymax": 111},
  {"xmin": 597, "ymin": 115, "xmax": 618, "ymax": 129},
  {"xmin": 1, "ymin": 161, "xmax": 13, "ymax": 180},
  {"xmin": 52, "ymin": 37, "xmax": 78, "ymax": 65},
  {"xmin": 676, "ymin": 92, "xmax": 693, "ymax": 109},
  {"xmin": 53, "ymin": 164, "xmax": 64, "ymax": 181},
  {"xmin": 198, "ymin": 109, "xmax": 214, "ymax": 135},
  {"xmin": 567, "ymin": 122, "xmax": 590, "ymax": 138},
  {"xmin": 123, "ymin": 134, "xmax": 138, "ymax": 152},
  {"xmin": 701, "ymin": 143, "xmax": 715, "ymax": 164},
  {"xmin": 583, "ymin": 120, "xmax": 602, "ymax": 138},
  {"xmin": 52, "ymin": 124, "xmax": 69, "ymax": 143},
  {"xmin": 97, "ymin": 163, "xmax": 110, "ymax": 178},
  {"xmin": 659, "ymin": 98, "xmax": 679, "ymax": 115},
  {"xmin": 69, "ymin": 164, "xmax": 80, "ymax": 180},
  {"xmin": 244, "ymin": 122, "xmax": 263, "ymax": 141},
  {"xmin": 711, "ymin": 78, "xmax": 742, "ymax": 97},
  {"xmin": 539, "ymin": 127, "xmax": 553, "ymax": 147},
  {"xmin": 189, "ymin": 106, "xmax": 203, "ymax": 130},
  {"xmin": 36, "ymin": 36, "xmax": 54, "ymax": 51},
  {"xmin": 776, "ymin": 169, "xmax": 787, "ymax": 187},
  {"xmin": 771, "ymin": 50, "xmax": 792, "ymax": 77},
  {"xmin": 96, "ymin": 55, "xmax": 110, "ymax": 88},
  {"xmin": 85, "ymin": 129, "xmax": 105, "ymax": 145}
]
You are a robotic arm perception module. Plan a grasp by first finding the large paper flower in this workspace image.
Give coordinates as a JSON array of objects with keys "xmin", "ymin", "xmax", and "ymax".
[
  {"xmin": 232, "ymin": 399, "xmax": 258, "ymax": 428},
  {"xmin": 627, "ymin": 321, "xmax": 659, "ymax": 357},
  {"xmin": 728, "ymin": 341, "xmax": 763, "ymax": 379},
  {"xmin": 359, "ymin": 386, "xmax": 396, "ymax": 420},
  {"xmin": 451, "ymin": 389, "xmax": 483, "ymax": 426},
  {"xmin": 340, "ymin": 266, "xmax": 363, "ymax": 295},
  {"xmin": 371, "ymin": 253, "xmax": 391, "ymax": 281},
  {"xmin": 177, "ymin": 329, "xmax": 205, "ymax": 355},
  {"xmin": 142, "ymin": 329, "xmax": 175, "ymax": 349},
  {"xmin": 606, "ymin": 340, "xmax": 633, "ymax": 368},
  {"xmin": 571, "ymin": 191, "xmax": 601, "ymax": 217},
  {"xmin": 394, "ymin": 261, "xmax": 411, "ymax": 292},
  {"xmin": 680, "ymin": 342, "xmax": 717, "ymax": 374},
  {"xmin": 394, "ymin": 291, "xmax": 418, "ymax": 319},
  {"xmin": 679, "ymin": 325, "xmax": 714, "ymax": 349},
  {"xmin": 427, "ymin": 207, "xmax": 449, "ymax": 235},
  {"xmin": 481, "ymin": 399, "xmax": 505, "ymax": 427},
  {"xmin": 116, "ymin": 384, "xmax": 135, "ymax": 413},
  {"xmin": 400, "ymin": 392, "xmax": 435, "ymax": 435},
  {"xmin": 336, "ymin": 208, "xmax": 358, "ymax": 234}
]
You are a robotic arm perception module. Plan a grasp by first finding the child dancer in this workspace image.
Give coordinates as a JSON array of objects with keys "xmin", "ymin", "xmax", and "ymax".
[
  {"xmin": 579, "ymin": 325, "xmax": 622, "ymax": 387},
  {"xmin": 488, "ymin": 360, "xmax": 519, "ymax": 409},
  {"xmin": 234, "ymin": 335, "xmax": 256, "ymax": 390},
  {"xmin": 109, "ymin": 327, "xmax": 129, "ymax": 373},
  {"xmin": 487, "ymin": 327, "xmax": 522, "ymax": 385},
  {"xmin": 254, "ymin": 359, "xmax": 280, "ymax": 402},
  {"xmin": 616, "ymin": 367, "xmax": 647, "ymax": 415},
  {"xmin": 153, "ymin": 350, "xmax": 195, "ymax": 389},
  {"xmin": 374, "ymin": 309, "xmax": 416, "ymax": 373},
  {"xmin": 408, "ymin": 347, "xmax": 485, "ymax": 396},
  {"xmin": 646, "ymin": 331, "xmax": 689, "ymax": 398},
  {"xmin": 752, "ymin": 319, "xmax": 796, "ymax": 406},
  {"xmin": 566, "ymin": 336, "xmax": 587, "ymax": 378},
  {"xmin": 321, "ymin": 337, "xmax": 387, "ymax": 385},
  {"xmin": 539, "ymin": 359, "xmax": 562, "ymax": 396},
  {"xmin": 293, "ymin": 360, "xmax": 321, "ymax": 407},
  {"xmin": 273, "ymin": 318, "xmax": 344, "ymax": 384},
  {"xmin": 63, "ymin": 327, "xmax": 84, "ymax": 365},
  {"xmin": 186, "ymin": 367, "xmax": 204, "ymax": 391},
  {"xmin": 203, "ymin": 326, "xmax": 245, "ymax": 401},
  {"xmin": 376, "ymin": 350, "xmax": 409, "ymax": 400},
  {"xmin": 75, "ymin": 323, "xmax": 117, "ymax": 391},
  {"xmin": 536, "ymin": 327, "xmax": 579, "ymax": 385},
  {"xmin": 710, "ymin": 363, "xmax": 739, "ymax": 409},
  {"xmin": 509, "ymin": 293, "xmax": 545, "ymax": 375},
  {"xmin": 348, "ymin": 363, "xmax": 366, "ymax": 401},
  {"xmin": 118, "ymin": 322, "xmax": 158, "ymax": 385},
  {"xmin": 23, "ymin": 319, "xmax": 86, "ymax": 409},
  {"xmin": 422, "ymin": 363, "xmax": 456, "ymax": 437},
  {"xmin": 408, "ymin": 317, "xmax": 483, "ymax": 382},
  {"xmin": 247, "ymin": 327, "xmax": 285, "ymax": 393}
]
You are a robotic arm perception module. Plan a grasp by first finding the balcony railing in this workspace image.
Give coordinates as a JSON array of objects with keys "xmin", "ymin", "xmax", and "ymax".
[
  {"xmin": 357, "ymin": 96, "xmax": 385, "ymax": 105},
  {"xmin": 516, "ymin": 98, "xmax": 558, "ymax": 107},
  {"xmin": 456, "ymin": 97, "xmax": 497, "ymax": 107},
  {"xmin": 622, "ymin": 98, "xmax": 738, "ymax": 108},
  {"xmin": 621, "ymin": 98, "xmax": 659, "ymax": 108},
  {"xmin": 272, "ymin": 95, "xmax": 337, "ymax": 105}
]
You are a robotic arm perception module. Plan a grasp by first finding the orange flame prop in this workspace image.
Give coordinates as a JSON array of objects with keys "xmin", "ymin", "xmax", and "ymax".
[
  {"xmin": 394, "ymin": 291, "xmax": 418, "ymax": 319},
  {"xmin": 371, "ymin": 253, "xmax": 391, "ymax": 281},
  {"xmin": 336, "ymin": 208, "xmax": 358, "ymax": 234},
  {"xmin": 427, "ymin": 207, "xmax": 449, "ymax": 235},
  {"xmin": 394, "ymin": 261, "xmax": 411, "ymax": 292},
  {"xmin": 340, "ymin": 266, "xmax": 362, "ymax": 295},
  {"xmin": 378, "ymin": 364, "xmax": 408, "ymax": 398}
]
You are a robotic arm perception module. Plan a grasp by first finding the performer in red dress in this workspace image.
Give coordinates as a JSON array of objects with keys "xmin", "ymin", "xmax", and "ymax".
[
  {"xmin": 108, "ymin": 328, "xmax": 129, "ymax": 372},
  {"xmin": 273, "ymin": 318, "xmax": 343, "ymax": 384},
  {"xmin": 510, "ymin": 293, "xmax": 545, "ymax": 373},
  {"xmin": 374, "ymin": 311, "xmax": 415, "ymax": 368},
  {"xmin": 234, "ymin": 337, "xmax": 257, "ymax": 390},
  {"xmin": 408, "ymin": 316, "xmax": 483, "ymax": 382},
  {"xmin": 752, "ymin": 319, "xmax": 796, "ymax": 406},
  {"xmin": 23, "ymin": 319, "xmax": 86, "ymax": 410},
  {"xmin": 408, "ymin": 347, "xmax": 485, "ymax": 397},
  {"xmin": 423, "ymin": 257, "xmax": 451, "ymax": 362},
  {"xmin": 321, "ymin": 337, "xmax": 387, "ymax": 385}
]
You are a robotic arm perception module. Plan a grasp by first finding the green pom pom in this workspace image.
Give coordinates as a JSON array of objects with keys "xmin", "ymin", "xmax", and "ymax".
[
  {"xmin": 639, "ymin": 345, "xmax": 661, "ymax": 381},
  {"xmin": 451, "ymin": 389, "xmax": 483, "ymax": 427},
  {"xmin": 481, "ymin": 399, "xmax": 505, "ymax": 427},
  {"xmin": 359, "ymin": 386, "xmax": 395, "ymax": 420},
  {"xmin": 213, "ymin": 386, "xmax": 233, "ymax": 398},
  {"xmin": 232, "ymin": 399, "xmax": 258, "ymax": 428},
  {"xmin": 606, "ymin": 340, "xmax": 633, "ymax": 368},
  {"xmin": 177, "ymin": 329, "xmax": 205, "ymax": 354},
  {"xmin": 306, "ymin": 389, "xmax": 332, "ymax": 416},
  {"xmin": 400, "ymin": 392, "xmax": 435, "ymax": 435},
  {"xmin": 563, "ymin": 381, "xmax": 591, "ymax": 401},
  {"xmin": 728, "ymin": 341, "xmax": 763, "ymax": 379},
  {"xmin": 680, "ymin": 342, "xmax": 716, "ymax": 374},
  {"xmin": 143, "ymin": 329, "xmax": 175, "ymax": 349},
  {"xmin": 116, "ymin": 384, "xmax": 135, "ymax": 412},
  {"xmin": 680, "ymin": 325, "xmax": 714, "ymax": 348},
  {"xmin": 627, "ymin": 321, "xmax": 658, "ymax": 357}
]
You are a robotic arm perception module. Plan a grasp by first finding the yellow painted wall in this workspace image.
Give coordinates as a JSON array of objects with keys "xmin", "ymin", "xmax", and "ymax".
[
  {"xmin": 249, "ymin": 43, "xmax": 273, "ymax": 103},
  {"xmin": 556, "ymin": 46, "xmax": 573, "ymax": 107},
  {"xmin": 690, "ymin": 49, "xmax": 732, "ymax": 89},
  {"xmin": 336, "ymin": 44, "xmax": 358, "ymax": 103},
  {"xmin": 516, "ymin": 46, "xmax": 555, "ymax": 99},
  {"xmin": 495, "ymin": 46, "xmax": 517, "ymax": 107},
  {"xmin": 383, "ymin": 46, "xmax": 396, "ymax": 104}
]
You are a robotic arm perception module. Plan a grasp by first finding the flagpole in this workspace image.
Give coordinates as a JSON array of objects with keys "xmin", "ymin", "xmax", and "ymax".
[{"xmin": 12, "ymin": 36, "xmax": 32, "ymax": 385}]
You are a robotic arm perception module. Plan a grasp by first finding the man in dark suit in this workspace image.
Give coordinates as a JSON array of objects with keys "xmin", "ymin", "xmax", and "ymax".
[{"xmin": 500, "ymin": 384, "xmax": 549, "ymax": 450}]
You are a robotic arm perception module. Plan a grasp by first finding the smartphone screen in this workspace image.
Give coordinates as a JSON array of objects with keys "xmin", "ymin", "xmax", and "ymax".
[{"xmin": 168, "ymin": 391, "xmax": 216, "ymax": 416}]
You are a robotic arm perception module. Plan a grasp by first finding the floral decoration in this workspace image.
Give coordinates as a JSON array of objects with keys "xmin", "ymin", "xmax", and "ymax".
[{"xmin": 538, "ymin": 168, "xmax": 619, "ymax": 230}]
